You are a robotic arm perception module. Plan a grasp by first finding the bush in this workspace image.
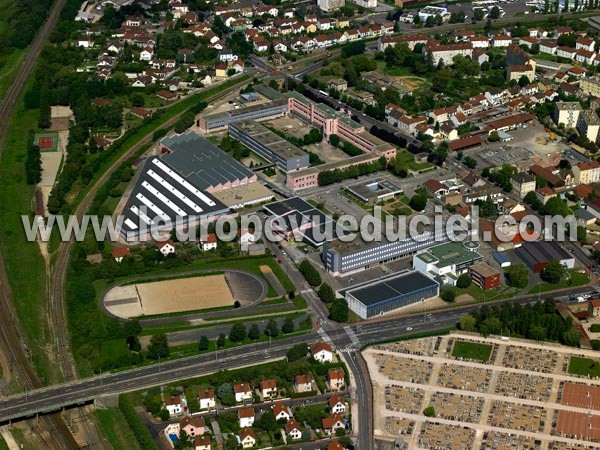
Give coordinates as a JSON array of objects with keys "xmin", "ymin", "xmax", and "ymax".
[
  {"xmin": 423, "ymin": 406, "xmax": 435, "ymax": 417},
  {"xmin": 591, "ymin": 340, "xmax": 600, "ymax": 351},
  {"xmin": 286, "ymin": 342, "xmax": 308, "ymax": 362},
  {"xmin": 456, "ymin": 273, "xmax": 472, "ymax": 289},
  {"xmin": 440, "ymin": 287, "xmax": 456, "ymax": 302}
]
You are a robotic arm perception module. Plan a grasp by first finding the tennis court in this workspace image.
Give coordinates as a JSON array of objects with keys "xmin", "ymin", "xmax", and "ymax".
[{"xmin": 33, "ymin": 132, "xmax": 59, "ymax": 152}]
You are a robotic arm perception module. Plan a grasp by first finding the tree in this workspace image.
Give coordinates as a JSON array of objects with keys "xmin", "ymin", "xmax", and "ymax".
[
  {"xmin": 541, "ymin": 260, "xmax": 564, "ymax": 284},
  {"xmin": 423, "ymin": 406, "xmax": 436, "ymax": 417},
  {"xmin": 488, "ymin": 131, "xmax": 500, "ymax": 142},
  {"xmin": 329, "ymin": 298, "xmax": 349, "ymax": 322},
  {"xmin": 198, "ymin": 335, "xmax": 210, "ymax": 351},
  {"xmin": 330, "ymin": 134, "xmax": 340, "ymax": 147},
  {"xmin": 286, "ymin": 342, "xmax": 308, "ymax": 362},
  {"xmin": 456, "ymin": 273, "xmax": 472, "ymax": 289},
  {"xmin": 490, "ymin": 5, "xmax": 501, "ymax": 18},
  {"xmin": 248, "ymin": 324, "xmax": 260, "ymax": 340},
  {"xmin": 507, "ymin": 264, "xmax": 528, "ymax": 288},
  {"xmin": 440, "ymin": 287, "xmax": 456, "ymax": 302},
  {"xmin": 299, "ymin": 260, "xmax": 322, "ymax": 286},
  {"xmin": 518, "ymin": 75, "xmax": 530, "ymax": 87},
  {"xmin": 217, "ymin": 333, "xmax": 226, "ymax": 348},
  {"xmin": 282, "ymin": 317, "xmax": 295, "ymax": 334},
  {"xmin": 318, "ymin": 283, "xmax": 336, "ymax": 303},
  {"xmin": 257, "ymin": 411, "xmax": 279, "ymax": 431},
  {"xmin": 218, "ymin": 383, "xmax": 236, "ymax": 406},
  {"xmin": 147, "ymin": 333, "xmax": 169, "ymax": 359},
  {"xmin": 474, "ymin": 8, "xmax": 485, "ymax": 20},
  {"xmin": 229, "ymin": 323, "xmax": 247, "ymax": 342},
  {"xmin": 265, "ymin": 319, "xmax": 279, "ymax": 337},
  {"xmin": 131, "ymin": 93, "xmax": 145, "ymax": 107},
  {"xmin": 224, "ymin": 435, "xmax": 242, "ymax": 450},
  {"xmin": 459, "ymin": 314, "xmax": 476, "ymax": 332},
  {"xmin": 409, "ymin": 194, "xmax": 427, "ymax": 212}
]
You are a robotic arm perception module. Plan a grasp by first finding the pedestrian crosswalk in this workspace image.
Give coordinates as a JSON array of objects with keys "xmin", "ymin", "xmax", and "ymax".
[{"xmin": 344, "ymin": 326, "xmax": 361, "ymax": 348}]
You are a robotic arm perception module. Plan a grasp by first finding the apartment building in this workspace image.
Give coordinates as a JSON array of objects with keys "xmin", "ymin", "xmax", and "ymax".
[{"xmin": 553, "ymin": 102, "xmax": 583, "ymax": 128}]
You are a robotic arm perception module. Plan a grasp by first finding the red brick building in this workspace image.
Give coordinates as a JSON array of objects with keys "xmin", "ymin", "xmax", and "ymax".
[{"xmin": 468, "ymin": 262, "xmax": 501, "ymax": 290}]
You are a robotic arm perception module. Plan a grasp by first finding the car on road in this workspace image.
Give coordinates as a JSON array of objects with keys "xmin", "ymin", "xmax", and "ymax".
[{"xmin": 406, "ymin": 327, "xmax": 413, "ymax": 331}]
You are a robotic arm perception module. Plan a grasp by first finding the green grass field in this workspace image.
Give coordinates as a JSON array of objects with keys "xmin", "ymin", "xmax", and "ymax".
[
  {"xmin": 394, "ymin": 149, "xmax": 435, "ymax": 172},
  {"xmin": 96, "ymin": 409, "xmax": 143, "ymax": 450},
  {"xmin": 452, "ymin": 340, "xmax": 493, "ymax": 362},
  {"xmin": 528, "ymin": 270, "xmax": 590, "ymax": 294},
  {"xmin": 0, "ymin": 49, "xmax": 24, "ymax": 102},
  {"xmin": 0, "ymin": 102, "xmax": 57, "ymax": 383},
  {"xmin": 568, "ymin": 356, "xmax": 600, "ymax": 378}
]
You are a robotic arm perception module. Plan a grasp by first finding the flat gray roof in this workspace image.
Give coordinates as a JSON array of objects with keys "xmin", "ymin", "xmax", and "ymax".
[{"xmin": 231, "ymin": 120, "xmax": 306, "ymax": 159}]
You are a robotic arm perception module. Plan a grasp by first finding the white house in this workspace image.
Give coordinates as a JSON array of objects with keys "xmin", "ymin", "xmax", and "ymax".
[
  {"xmin": 234, "ymin": 383, "xmax": 253, "ymax": 403},
  {"xmin": 310, "ymin": 341, "xmax": 333, "ymax": 363},
  {"xmin": 239, "ymin": 428, "xmax": 256, "ymax": 449},
  {"xmin": 285, "ymin": 419, "xmax": 303, "ymax": 440},
  {"xmin": 198, "ymin": 389, "xmax": 216, "ymax": 410},
  {"xmin": 273, "ymin": 403, "xmax": 292, "ymax": 422},
  {"xmin": 238, "ymin": 408, "xmax": 255, "ymax": 428},
  {"xmin": 322, "ymin": 413, "xmax": 345, "ymax": 435},
  {"xmin": 328, "ymin": 394, "xmax": 347, "ymax": 414},
  {"xmin": 260, "ymin": 379, "xmax": 278, "ymax": 399},
  {"xmin": 140, "ymin": 46, "xmax": 154, "ymax": 61},
  {"xmin": 164, "ymin": 395, "xmax": 186, "ymax": 417},
  {"xmin": 77, "ymin": 38, "xmax": 93, "ymax": 48},
  {"xmin": 200, "ymin": 233, "xmax": 218, "ymax": 251},
  {"xmin": 157, "ymin": 239, "xmax": 176, "ymax": 256}
]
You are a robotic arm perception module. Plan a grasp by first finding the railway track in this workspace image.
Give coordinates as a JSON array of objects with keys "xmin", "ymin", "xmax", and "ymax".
[{"xmin": 0, "ymin": 0, "xmax": 83, "ymax": 447}]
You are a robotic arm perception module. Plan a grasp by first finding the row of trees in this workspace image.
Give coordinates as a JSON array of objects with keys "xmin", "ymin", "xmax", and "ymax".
[
  {"xmin": 318, "ymin": 156, "xmax": 387, "ymax": 186},
  {"xmin": 25, "ymin": 136, "xmax": 42, "ymax": 185},
  {"xmin": 458, "ymin": 299, "xmax": 581, "ymax": 346}
]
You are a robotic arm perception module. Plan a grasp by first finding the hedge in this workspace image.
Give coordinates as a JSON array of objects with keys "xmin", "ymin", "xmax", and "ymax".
[{"xmin": 118, "ymin": 395, "xmax": 160, "ymax": 450}]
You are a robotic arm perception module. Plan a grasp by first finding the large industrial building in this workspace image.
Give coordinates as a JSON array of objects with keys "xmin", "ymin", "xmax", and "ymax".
[
  {"xmin": 198, "ymin": 98, "xmax": 288, "ymax": 133},
  {"xmin": 413, "ymin": 241, "xmax": 483, "ymax": 285},
  {"xmin": 120, "ymin": 132, "xmax": 271, "ymax": 241},
  {"xmin": 341, "ymin": 271, "xmax": 439, "ymax": 319},
  {"xmin": 229, "ymin": 121, "xmax": 309, "ymax": 173},
  {"xmin": 322, "ymin": 229, "xmax": 450, "ymax": 276},
  {"xmin": 515, "ymin": 240, "xmax": 575, "ymax": 273}
]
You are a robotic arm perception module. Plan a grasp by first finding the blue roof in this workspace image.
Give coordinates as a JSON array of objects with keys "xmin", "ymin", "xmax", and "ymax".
[{"xmin": 493, "ymin": 252, "xmax": 509, "ymax": 264}]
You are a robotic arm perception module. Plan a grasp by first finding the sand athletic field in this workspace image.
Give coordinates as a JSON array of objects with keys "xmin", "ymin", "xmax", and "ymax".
[{"xmin": 104, "ymin": 274, "xmax": 234, "ymax": 318}]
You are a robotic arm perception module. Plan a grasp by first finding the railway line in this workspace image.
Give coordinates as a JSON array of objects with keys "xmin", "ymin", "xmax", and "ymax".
[{"xmin": 0, "ymin": 0, "xmax": 84, "ymax": 447}]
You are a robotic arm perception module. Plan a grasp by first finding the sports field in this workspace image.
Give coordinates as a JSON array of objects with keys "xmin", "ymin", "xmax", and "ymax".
[
  {"xmin": 33, "ymin": 132, "xmax": 59, "ymax": 152},
  {"xmin": 104, "ymin": 274, "xmax": 234, "ymax": 318}
]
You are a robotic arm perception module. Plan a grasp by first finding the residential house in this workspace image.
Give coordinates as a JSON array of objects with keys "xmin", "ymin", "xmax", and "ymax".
[
  {"xmin": 536, "ymin": 186, "xmax": 557, "ymax": 204},
  {"xmin": 198, "ymin": 389, "xmax": 216, "ymax": 410},
  {"xmin": 194, "ymin": 436, "xmax": 211, "ymax": 450},
  {"xmin": 285, "ymin": 419, "xmax": 303, "ymax": 440},
  {"xmin": 327, "ymin": 368, "xmax": 345, "ymax": 391},
  {"xmin": 157, "ymin": 239, "xmax": 175, "ymax": 256},
  {"xmin": 164, "ymin": 395, "xmax": 186, "ymax": 417},
  {"xmin": 239, "ymin": 428, "xmax": 256, "ymax": 448},
  {"xmin": 200, "ymin": 233, "xmax": 218, "ymax": 251},
  {"xmin": 310, "ymin": 341, "xmax": 333, "ymax": 363},
  {"xmin": 180, "ymin": 416, "xmax": 205, "ymax": 437},
  {"xmin": 234, "ymin": 383, "xmax": 253, "ymax": 403},
  {"xmin": 556, "ymin": 46, "xmax": 577, "ymax": 59},
  {"xmin": 294, "ymin": 374, "xmax": 315, "ymax": 393},
  {"xmin": 539, "ymin": 40, "xmax": 558, "ymax": 54},
  {"xmin": 112, "ymin": 247, "xmax": 130, "ymax": 262},
  {"xmin": 492, "ymin": 35, "xmax": 512, "ymax": 48},
  {"xmin": 423, "ymin": 179, "xmax": 448, "ymax": 198},
  {"xmin": 394, "ymin": 114, "xmax": 427, "ymax": 135},
  {"xmin": 238, "ymin": 408, "xmax": 255, "ymax": 428},
  {"xmin": 329, "ymin": 394, "xmax": 347, "ymax": 414},
  {"xmin": 156, "ymin": 90, "xmax": 176, "ymax": 101},
  {"xmin": 577, "ymin": 36, "xmax": 595, "ymax": 52},
  {"xmin": 131, "ymin": 107, "xmax": 152, "ymax": 119},
  {"xmin": 273, "ymin": 403, "xmax": 292, "ymax": 421},
  {"xmin": 322, "ymin": 413, "xmax": 345, "ymax": 435},
  {"xmin": 260, "ymin": 379, "xmax": 278, "ymax": 399},
  {"xmin": 328, "ymin": 441, "xmax": 345, "ymax": 450}
]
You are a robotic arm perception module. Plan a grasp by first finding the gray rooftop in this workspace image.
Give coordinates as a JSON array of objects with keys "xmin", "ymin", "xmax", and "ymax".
[{"xmin": 161, "ymin": 132, "xmax": 255, "ymax": 191}]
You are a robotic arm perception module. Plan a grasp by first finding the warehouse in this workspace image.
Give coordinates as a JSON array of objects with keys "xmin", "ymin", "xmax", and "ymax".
[
  {"xmin": 229, "ymin": 121, "xmax": 309, "ymax": 173},
  {"xmin": 198, "ymin": 98, "xmax": 288, "ymax": 132},
  {"xmin": 515, "ymin": 240, "xmax": 575, "ymax": 273},
  {"xmin": 120, "ymin": 132, "xmax": 262, "ymax": 241},
  {"xmin": 342, "ymin": 271, "xmax": 439, "ymax": 319}
]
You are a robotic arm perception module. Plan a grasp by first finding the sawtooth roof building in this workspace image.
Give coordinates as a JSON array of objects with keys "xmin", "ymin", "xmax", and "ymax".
[{"xmin": 120, "ymin": 132, "xmax": 262, "ymax": 241}]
